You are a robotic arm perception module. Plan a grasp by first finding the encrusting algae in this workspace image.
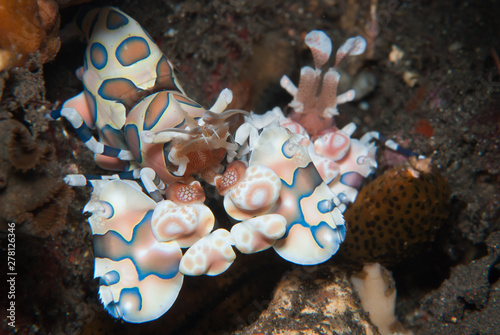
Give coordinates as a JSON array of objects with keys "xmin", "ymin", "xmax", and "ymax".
[{"xmin": 0, "ymin": 0, "xmax": 60, "ymax": 71}]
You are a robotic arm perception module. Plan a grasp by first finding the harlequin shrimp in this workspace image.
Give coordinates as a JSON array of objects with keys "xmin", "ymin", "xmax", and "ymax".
[
  {"xmin": 49, "ymin": 6, "xmax": 420, "ymax": 324},
  {"xmin": 48, "ymin": 6, "xmax": 239, "ymax": 322},
  {"xmin": 229, "ymin": 30, "xmax": 422, "ymax": 264},
  {"xmin": 236, "ymin": 30, "xmax": 421, "ymax": 211}
]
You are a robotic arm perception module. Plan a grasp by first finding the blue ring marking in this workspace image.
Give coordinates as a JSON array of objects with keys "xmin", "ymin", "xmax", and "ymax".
[
  {"xmin": 338, "ymin": 192, "xmax": 349, "ymax": 205},
  {"xmin": 156, "ymin": 56, "xmax": 173, "ymax": 74},
  {"xmin": 100, "ymin": 126, "xmax": 127, "ymax": 148},
  {"xmin": 278, "ymin": 163, "xmax": 345, "ymax": 253},
  {"xmin": 93, "ymin": 211, "xmax": 180, "ymax": 281},
  {"xmin": 99, "ymin": 270, "xmax": 120, "ymax": 286},
  {"xmin": 104, "ymin": 287, "xmax": 143, "ymax": 319},
  {"xmin": 339, "ymin": 171, "xmax": 365, "ymax": 190},
  {"xmin": 155, "ymin": 56, "xmax": 173, "ymax": 83},
  {"xmin": 143, "ymin": 93, "xmax": 169, "ymax": 131},
  {"xmin": 317, "ymin": 199, "xmax": 335, "ymax": 214},
  {"xmin": 100, "ymin": 125, "xmax": 128, "ymax": 149},
  {"xmin": 101, "ymin": 200, "xmax": 114, "ymax": 219},
  {"xmin": 154, "ymin": 56, "xmax": 184, "ymax": 92},
  {"xmin": 176, "ymin": 97, "xmax": 202, "ymax": 108},
  {"xmin": 281, "ymin": 140, "xmax": 294, "ymax": 159},
  {"xmin": 90, "ymin": 43, "xmax": 108, "ymax": 70},
  {"xmin": 116, "ymin": 36, "xmax": 151, "ymax": 67},
  {"xmin": 310, "ymin": 221, "xmax": 337, "ymax": 249},
  {"xmin": 119, "ymin": 287, "xmax": 142, "ymax": 317},
  {"xmin": 172, "ymin": 77, "xmax": 182, "ymax": 92},
  {"xmin": 106, "ymin": 9, "xmax": 129, "ymax": 30},
  {"xmin": 98, "ymin": 77, "xmax": 138, "ymax": 102},
  {"xmin": 279, "ymin": 163, "xmax": 322, "ymax": 237},
  {"xmin": 311, "ymin": 221, "xmax": 346, "ymax": 249},
  {"xmin": 124, "ymin": 124, "xmax": 142, "ymax": 163}
]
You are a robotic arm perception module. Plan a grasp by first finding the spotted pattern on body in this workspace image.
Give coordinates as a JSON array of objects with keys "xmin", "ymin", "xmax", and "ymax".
[
  {"xmin": 86, "ymin": 180, "xmax": 184, "ymax": 323},
  {"xmin": 340, "ymin": 158, "xmax": 450, "ymax": 265}
]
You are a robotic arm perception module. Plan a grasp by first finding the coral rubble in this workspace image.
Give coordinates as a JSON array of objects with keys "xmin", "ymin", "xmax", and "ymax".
[{"xmin": 0, "ymin": 118, "xmax": 73, "ymax": 237}]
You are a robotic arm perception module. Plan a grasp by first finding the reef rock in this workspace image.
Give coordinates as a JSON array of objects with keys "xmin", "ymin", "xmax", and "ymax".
[{"xmin": 234, "ymin": 265, "xmax": 380, "ymax": 335}]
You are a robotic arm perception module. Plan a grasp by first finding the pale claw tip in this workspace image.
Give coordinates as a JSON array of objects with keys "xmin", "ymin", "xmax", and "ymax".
[{"xmin": 140, "ymin": 131, "xmax": 154, "ymax": 144}]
